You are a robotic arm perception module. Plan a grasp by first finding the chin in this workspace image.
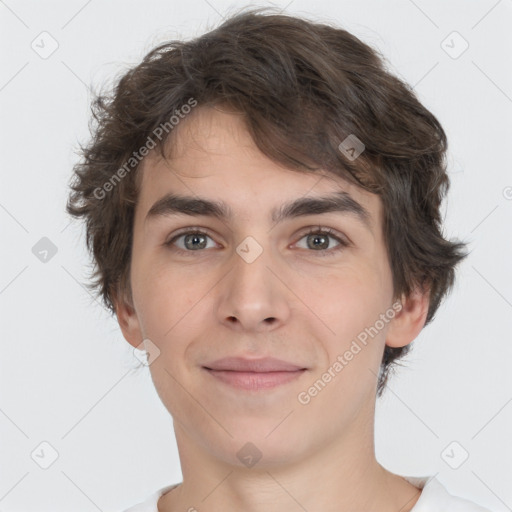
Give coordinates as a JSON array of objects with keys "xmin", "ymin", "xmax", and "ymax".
[{"xmin": 196, "ymin": 423, "xmax": 310, "ymax": 470}]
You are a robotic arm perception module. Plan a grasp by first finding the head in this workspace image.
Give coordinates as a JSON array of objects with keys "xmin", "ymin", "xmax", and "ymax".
[{"xmin": 66, "ymin": 8, "xmax": 468, "ymax": 464}]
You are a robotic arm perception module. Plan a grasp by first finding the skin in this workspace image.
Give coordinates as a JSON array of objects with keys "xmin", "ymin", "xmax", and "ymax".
[{"xmin": 115, "ymin": 105, "xmax": 430, "ymax": 512}]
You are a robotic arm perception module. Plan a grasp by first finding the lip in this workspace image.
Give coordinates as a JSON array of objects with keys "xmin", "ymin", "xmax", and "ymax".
[
  {"xmin": 204, "ymin": 369, "xmax": 306, "ymax": 391},
  {"xmin": 203, "ymin": 356, "xmax": 306, "ymax": 372},
  {"xmin": 202, "ymin": 357, "xmax": 308, "ymax": 391}
]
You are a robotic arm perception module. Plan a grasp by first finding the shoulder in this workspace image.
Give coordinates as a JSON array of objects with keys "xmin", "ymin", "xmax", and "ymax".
[
  {"xmin": 120, "ymin": 483, "xmax": 180, "ymax": 512},
  {"xmin": 405, "ymin": 476, "xmax": 494, "ymax": 512}
]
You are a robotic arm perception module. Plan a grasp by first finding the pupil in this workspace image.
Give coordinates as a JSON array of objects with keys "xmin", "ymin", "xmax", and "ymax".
[
  {"xmin": 310, "ymin": 234, "xmax": 328, "ymax": 250},
  {"xmin": 185, "ymin": 234, "xmax": 206, "ymax": 250}
]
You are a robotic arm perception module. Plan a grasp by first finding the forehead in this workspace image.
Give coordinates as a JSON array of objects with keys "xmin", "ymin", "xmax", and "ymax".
[{"xmin": 136, "ymin": 106, "xmax": 381, "ymax": 232}]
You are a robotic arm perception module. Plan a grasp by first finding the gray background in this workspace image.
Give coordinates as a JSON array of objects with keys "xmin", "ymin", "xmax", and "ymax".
[{"xmin": 1, "ymin": 0, "xmax": 511, "ymax": 510}]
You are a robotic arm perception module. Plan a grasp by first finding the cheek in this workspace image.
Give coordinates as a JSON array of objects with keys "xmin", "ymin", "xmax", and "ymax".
[
  {"xmin": 131, "ymin": 248, "xmax": 211, "ymax": 334},
  {"xmin": 131, "ymin": 266, "xmax": 221, "ymax": 401},
  {"xmin": 306, "ymin": 264, "xmax": 391, "ymax": 368},
  {"xmin": 304, "ymin": 260, "xmax": 382, "ymax": 319},
  {"xmin": 136, "ymin": 279, "xmax": 200, "ymax": 343}
]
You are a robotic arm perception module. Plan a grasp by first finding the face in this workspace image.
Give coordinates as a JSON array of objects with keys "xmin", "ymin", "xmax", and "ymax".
[{"xmin": 117, "ymin": 106, "xmax": 420, "ymax": 469}]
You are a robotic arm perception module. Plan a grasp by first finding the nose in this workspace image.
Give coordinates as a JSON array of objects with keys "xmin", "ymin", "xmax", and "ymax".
[{"xmin": 214, "ymin": 237, "xmax": 291, "ymax": 333}]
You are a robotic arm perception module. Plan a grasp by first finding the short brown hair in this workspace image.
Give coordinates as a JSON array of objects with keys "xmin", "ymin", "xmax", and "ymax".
[{"xmin": 66, "ymin": 7, "xmax": 469, "ymax": 396}]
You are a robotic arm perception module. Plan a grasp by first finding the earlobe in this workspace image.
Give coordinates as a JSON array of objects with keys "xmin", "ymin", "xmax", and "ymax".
[
  {"xmin": 114, "ymin": 294, "xmax": 144, "ymax": 349},
  {"xmin": 385, "ymin": 285, "xmax": 430, "ymax": 348}
]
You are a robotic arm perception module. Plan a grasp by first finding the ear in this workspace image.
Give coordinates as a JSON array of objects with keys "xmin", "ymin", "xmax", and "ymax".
[
  {"xmin": 113, "ymin": 291, "xmax": 144, "ymax": 350},
  {"xmin": 386, "ymin": 284, "xmax": 430, "ymax": 348}
]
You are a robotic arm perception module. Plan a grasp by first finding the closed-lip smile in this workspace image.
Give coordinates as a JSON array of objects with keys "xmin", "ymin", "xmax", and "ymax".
[{"xmin": 203, "ymin": 357, "xmax": 308, "ymax": 391}]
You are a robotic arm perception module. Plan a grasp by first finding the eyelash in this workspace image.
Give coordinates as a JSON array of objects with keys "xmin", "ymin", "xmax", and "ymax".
[{"xmin": 164, "ymin": 226, "xmax": 349, "ymax": 257}]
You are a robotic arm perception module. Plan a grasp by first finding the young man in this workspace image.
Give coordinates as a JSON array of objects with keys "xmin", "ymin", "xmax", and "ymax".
[{"xmin": 66, "ymin": 8, "xmax": 492, "ymax": 512}]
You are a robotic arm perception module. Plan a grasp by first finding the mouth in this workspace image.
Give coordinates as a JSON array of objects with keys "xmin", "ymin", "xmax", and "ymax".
[
  {"xmin": 203, "ymin": 368, "xmax": 307, "ymax": 391},
  {"xmin": 202, "ymin": 357, "xmax": 308, "ymax": 391}
]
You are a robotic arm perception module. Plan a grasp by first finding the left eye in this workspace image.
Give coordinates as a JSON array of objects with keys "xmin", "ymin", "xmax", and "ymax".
[{"xmin": 295, "ymin": 228, "xmax": 348, "ymax": 255}]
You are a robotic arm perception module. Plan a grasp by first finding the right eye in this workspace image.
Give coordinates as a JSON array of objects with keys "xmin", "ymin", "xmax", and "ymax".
[{"xmin": 165, "ymin": 230, "xmax": 218, "ymax": 254}]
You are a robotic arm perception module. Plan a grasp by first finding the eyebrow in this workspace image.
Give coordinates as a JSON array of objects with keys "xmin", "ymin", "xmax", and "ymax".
[{"xmin": 145, "ymin": 191, "xmax": 372, "ymax": 231}]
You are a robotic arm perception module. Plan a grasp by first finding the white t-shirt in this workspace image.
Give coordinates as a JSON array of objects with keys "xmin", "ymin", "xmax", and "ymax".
[{"xmin": 121, "ymin": 475, "xmax": 493, "ymax": 511}]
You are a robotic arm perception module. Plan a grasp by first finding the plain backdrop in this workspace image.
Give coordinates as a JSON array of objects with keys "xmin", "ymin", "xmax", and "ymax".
[{"xmin": 1, "ymin": 1, "xmax": 511, "ymax": 511}]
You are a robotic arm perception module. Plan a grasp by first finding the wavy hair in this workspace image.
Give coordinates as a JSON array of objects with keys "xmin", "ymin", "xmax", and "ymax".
[{"xmin": 66, "ymin": 7, "xmax": 469, "ymax": 396}]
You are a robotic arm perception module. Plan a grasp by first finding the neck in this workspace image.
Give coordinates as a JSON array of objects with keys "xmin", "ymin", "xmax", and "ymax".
[{"xmin": 159, "ymin": 418, "xmax": 422, "ymax": 512}]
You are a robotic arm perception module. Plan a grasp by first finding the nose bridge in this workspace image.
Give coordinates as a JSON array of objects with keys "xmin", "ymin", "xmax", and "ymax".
[
  {"xmin": 235, "ymin": 234, "xmax": 271, "ymax": 288},
  {"xmin": 215, "ymin": 233, "xmax": 290, "ymax": 330}
]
